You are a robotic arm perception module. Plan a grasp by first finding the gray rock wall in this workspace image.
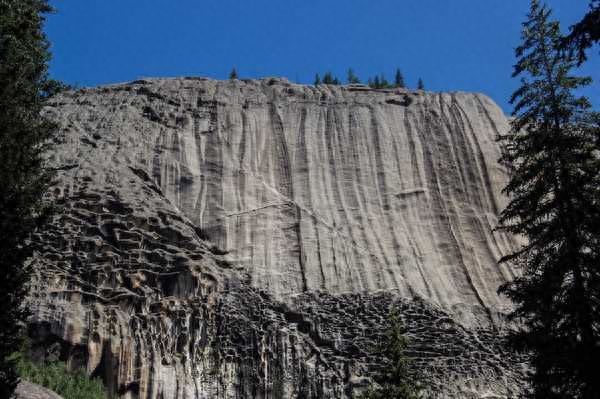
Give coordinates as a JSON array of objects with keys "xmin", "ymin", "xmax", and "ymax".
[
  {"xmin": 26, "ymin": 78, "xmax": 525, "ymax": 398},
  {"xmin": 16, "ymin": 382, "xmax": 64, "ymax": 399}
]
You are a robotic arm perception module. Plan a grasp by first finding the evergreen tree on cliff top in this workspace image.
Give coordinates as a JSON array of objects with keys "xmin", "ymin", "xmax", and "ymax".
[
  {"xmin": 0, "ymin": 0, "xmax": 57, "ymax": 396},
  {"xmin": 394, "ymin": 68, "xmax": 405, "ymax": 88},
  {"xmin": 498, "ymin": 1, "xmax": 600, "ymax": 397}
]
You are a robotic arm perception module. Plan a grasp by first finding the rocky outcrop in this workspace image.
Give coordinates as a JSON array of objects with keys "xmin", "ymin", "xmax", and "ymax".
[
  {"xmin": 15, "ymin": 382, "xmax": 63, "ymax": 399},
  {"xmin": 26, "ymin": 78, "xmax": 525, "ymax": 398}
]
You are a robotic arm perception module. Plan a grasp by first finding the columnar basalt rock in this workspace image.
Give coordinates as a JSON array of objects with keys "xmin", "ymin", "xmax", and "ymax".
[{"xmin": 26, "ymin": 78, "xmax": 525, "ymax": 398}]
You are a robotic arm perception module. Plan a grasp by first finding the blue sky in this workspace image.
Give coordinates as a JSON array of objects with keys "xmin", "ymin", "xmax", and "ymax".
[{"xmin": 45, "ymin": 1, "xmax": 599, "ymax": 113}]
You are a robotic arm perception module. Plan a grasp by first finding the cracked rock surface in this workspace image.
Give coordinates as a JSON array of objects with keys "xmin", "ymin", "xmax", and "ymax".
[{"xmin": 26, "ymin": 78, "xmax": 525, "ymax": 398}]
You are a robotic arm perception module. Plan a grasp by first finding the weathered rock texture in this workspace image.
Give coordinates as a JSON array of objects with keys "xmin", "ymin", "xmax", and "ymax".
[
  {"xmin": 15, "ymin": 382, "xmax": 63, "ymax": 399},
  {"xmin": 27, "ymin": 78, "xmax": 525, "ymax": 398}
]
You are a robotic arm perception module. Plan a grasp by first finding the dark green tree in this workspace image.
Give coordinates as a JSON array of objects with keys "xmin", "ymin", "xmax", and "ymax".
[
  {"xmin": 394, "ymin": 68, "xmax": 405, "ymax": 88},
  {"xmin": 498, "ymin": 1, "xmax": 600, "ymax": 397},
  {"xmin": 379, "ymin": 73, "xmax": 390, "ymax": 88},
  {"xmin": 322, "ymin": 71, "xmax": 340, "ymax": 85},
  {"xmin": 229, "ymin": 68, "xmax": 238, "ymax": 79},
  {"xmin": 372, "ymin": 75, "xmax": 381, "ymax": 89},
  {"xmin": 416, "ymin": 78, "xmax": 424, "ymax": 90},
  {"xmin": 359, "ymin": 308, "xmax": 421, "ymax": 399},
  {"xmin": 347, "ymin": 68, "xmax": 360, "ymax": 84},
  {"xmin": 314, "ymin": 73, "xmax": 321, "ymax": 85},
  {"xmin": 0, "ymin": 1, "xmax": 57, "ymax": 396},
  {"xmin": 564, "ymin": 0, "xmax": 600, "ymax": 64}
]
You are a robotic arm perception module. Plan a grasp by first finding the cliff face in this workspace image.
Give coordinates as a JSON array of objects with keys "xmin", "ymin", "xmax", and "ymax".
[{"xmin": 28, "ymin": 78, "xmax": 525, "ymax": 398}]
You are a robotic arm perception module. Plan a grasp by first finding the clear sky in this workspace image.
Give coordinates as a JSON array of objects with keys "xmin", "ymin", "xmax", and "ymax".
[{"xmin": 45, "ymin": 0, "xmax": 599, "ymax": 113}]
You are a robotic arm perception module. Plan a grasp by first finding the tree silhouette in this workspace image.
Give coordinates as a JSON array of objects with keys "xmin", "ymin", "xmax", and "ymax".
[
  {"xmin": 0, "ymin": 1, "xmax": 58, "ymax": 396},
  {"xmin": 394, "ymin": 68, "xmax": 405, "ymax": 88},
  {"xmin": 498, "ymin": 1, "xmax": 600, "ymax": 396},
  {"xmin": 347, "ymin": 68, "xmax": 360, "ymax": 84}
]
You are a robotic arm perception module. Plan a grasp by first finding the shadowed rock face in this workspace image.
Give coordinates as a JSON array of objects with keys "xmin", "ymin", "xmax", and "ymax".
[{"xmin": 27, "ymin": 78, "xmax": 525, "ymax": 398}]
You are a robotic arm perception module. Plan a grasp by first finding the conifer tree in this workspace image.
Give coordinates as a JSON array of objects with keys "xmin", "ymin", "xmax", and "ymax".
[
  {"xmin": 359, "ymin": 308, "xmax": 420, "ymax": 399},
  {"xmin": 394, "ymin": 68, "xmax": 405, "ymax": 88},
  {"xmin": 323, "ymin": 71, "xmax": 333, "ymax": 84},
  {"xmin": 380, "ymin": 73, "xmax": 389, "ymax": 88},
  {"xmin": 498, "ymin": 1, "xmax": 600, "ymax": 397},
  {"xmin": 229, "ymin": 68, "xmax": 238, "ymax": 79},
  {"xmin": 373, "ymin": 75, "xmax": 381, "ymax": 89},
  {"xmin": 314, "ymin": 73, "xmax": 321, "ymax": 85},
  {"xmin": 565, "ymin": 0, "xmax": 600, "ymax": 64},
  {"xmin": 347, "ymin": 68, "xmax": 360, "ymax": 84},
  {"xmin": 0, "ymin": 0, "xmax": 57, "ymax": 396},
  {"xmin": 417, "ymin": 78, "xmax": 424, "ymax": 90}
]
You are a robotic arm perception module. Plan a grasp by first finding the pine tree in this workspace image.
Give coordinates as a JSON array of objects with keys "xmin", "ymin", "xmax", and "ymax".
[
  {"xmin": 373, "ymin": 75, "xmax": 381, "ymax": 89},
  {"xmin": 347, "ymin": 68, "xmax": 360, "ymax": 84},
  {"xmin": 564, "ymin": 0, "xmax": 600, "ymax": 64},
  {"xmin": 359, "ymin": 308, "xmax": 421, "ymax": 399},
  {"xmin": 323, "ymin": 71, "xmax": 333, "ymax": 84},
  {"xmin": 314, "ymin": 73, "xmax": 321, "ymax": 85},
  {"xmin": 417, "ymin": 78, "xmax": 424, "ymax": 90},
  {"xmin": 380, "ymin": 73, "xmax": 389, "ymax": 88},
  {"xmin": 394, "ymin": 68, "xmax": 405, "ymax": 88},
  {"xmin": 229, "ymin": 68, "xmax": 238, "ymax": 79},
  {"xmin": 498, "ymin": 1, "xmax": 600, "ymax": 397},
  {"xmin": 0, "ymin": 1, "xmax": 57, "ymax": 396}
]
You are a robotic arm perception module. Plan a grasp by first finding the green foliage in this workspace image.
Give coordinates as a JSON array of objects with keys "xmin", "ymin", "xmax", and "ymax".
[
  {"xmin": 394, "ymin": 68, "xmax": 405, "ymax": 88},
  {"xmin": 380, "ymin": 73, "xmax": 390, "ymax": 88},
  {"xmin": 314, "ymin": 73, "xmax": 321, "ymax": 85},
  {"xmin": 321, "ymin": 71, "xmax": 340, "ymax": 85},
  {"xmin": 417, "ymin": 78, "xmax": 424, "ymax": 90},
  {"xmin": 347, "ymin": 68, "xmax": 360, "ymax": 84},
  {"xmin": 564, "ymin": 0, "xmax": 600, "ymax": 64},
  {"xmin": 367, "ymin": 73, "xmax": 392, "ymax": 89},
  {"xmin": 0, "ymin": 0, "xmax": 57, "ymax": 396},
  {"xmin": 357, "ymin": 308, "xmax": 421, "ymax": 399},
  {"xmin": 498, "ymin": 1, "xmax": 600, "ymax": 397},
  {"xmin": 16, "ymin": 355, "xmax": 107, "ymax": 399},
  {"xmin": 229, "ymin": 68, "xmax": 238, "ymax": 79},
  {"xmin": 372, "ymin": 75, "xmax": 381, "ymax": 88}
]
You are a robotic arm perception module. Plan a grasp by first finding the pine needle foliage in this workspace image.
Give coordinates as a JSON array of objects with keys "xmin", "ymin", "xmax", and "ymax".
[
  {"xmin": 565, "ymin": 0, "xmax": 600, "ymax": 64},
  {"xmin": 394, "ymin": 68, "xmax": 405, "ymax": 88},
  {"xmin": 498, "ymin": 1, "xmax": 600, "ymax": 397},
  {"xmin": 347, "ymin": 68, "xmax": 360, "ymax": 84},
  {"xmin": 358, "ymin": 308, "xmax": 421, "ymax": 399},
  {"xmin": 0, "ymin": 0, "xmax": 58, "ymax": 396}
]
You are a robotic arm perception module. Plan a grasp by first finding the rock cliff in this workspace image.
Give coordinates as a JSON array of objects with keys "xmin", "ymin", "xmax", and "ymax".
[{"xmin": 27, "ymin": 77, "xmax": 525, "ymax": 398}]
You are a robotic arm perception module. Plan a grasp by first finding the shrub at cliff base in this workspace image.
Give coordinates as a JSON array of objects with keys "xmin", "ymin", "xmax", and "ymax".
[{"xmin": 16, "ymin": 355, "xmax": 107, "ymax": 399}]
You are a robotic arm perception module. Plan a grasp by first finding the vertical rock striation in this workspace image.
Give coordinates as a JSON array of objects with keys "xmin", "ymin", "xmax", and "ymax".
[{"xmin": 26, "ymin": 78, "xmax": 525, "ymax": 398}]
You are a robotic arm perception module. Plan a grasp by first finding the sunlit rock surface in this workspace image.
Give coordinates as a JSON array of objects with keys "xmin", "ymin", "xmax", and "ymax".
[
  {"xmin": 15, "ymin": 382, "xmax": 63, "ymax": 399},
  {"xmin": 27, "ymin": 78, "xmax": 525, "ymax": 398}
]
